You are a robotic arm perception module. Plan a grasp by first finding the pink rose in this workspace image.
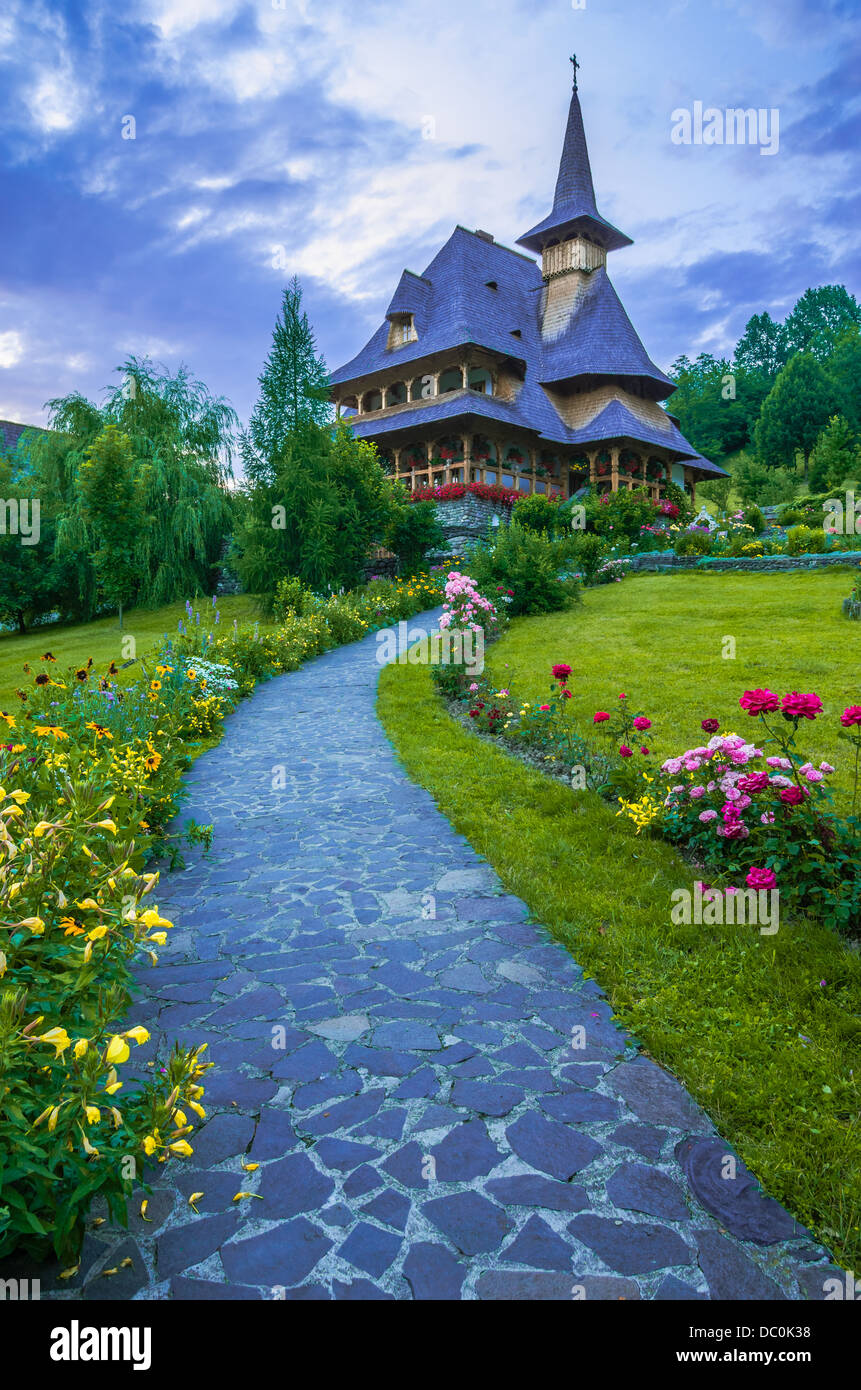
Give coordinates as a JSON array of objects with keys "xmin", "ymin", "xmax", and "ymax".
[
  {"xmin": 840, "ymin": 705, "xmax": 861, "ymax": 727},
  {"xmin": 781, "ymin": 691, "xmax": 822, "ymax": 721},
  {"xmin": 738, "ymin": 772, "xmax": 769, "ymax": 792},
  {"xmin": 593, "ymin": 711, "xmax": 610, "ymax": 723},
  {"xmin": 633, "ymin": 717, "xmax": 651, "ymax": 731},
  {"xmin": 746, "ymin": 866, "xmax": 777, "ymax": 890},
  {"xmin": 779, "ymin": 785, "xmax": 807, "ymax": 805},
  {"xmin": 739, "ymin": 688, "xmax": 780, "ymax": 716},
  {"xmin": 698, "ymin": 809, "xmax": 718, "ymax": 822},
  {"xmin": 619, "ymin": 745, "xmax": 633, "ymax": 758}
]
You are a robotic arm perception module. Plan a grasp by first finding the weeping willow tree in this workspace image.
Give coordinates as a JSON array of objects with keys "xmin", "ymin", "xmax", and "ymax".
[{"xmin": 33, "ymin": 358, "xmax": 238, "ymax": 614}]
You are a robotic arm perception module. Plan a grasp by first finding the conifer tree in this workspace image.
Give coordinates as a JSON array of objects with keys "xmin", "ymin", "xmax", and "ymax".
[{"xmin": 245, "ymin": 277, "xmax": 331, "ymax": 485}]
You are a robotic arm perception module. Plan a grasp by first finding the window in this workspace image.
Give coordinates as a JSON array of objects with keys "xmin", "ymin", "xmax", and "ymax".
[{"xmin": 485, "ymin": 280, "xmax": 498, "ymax": 290}]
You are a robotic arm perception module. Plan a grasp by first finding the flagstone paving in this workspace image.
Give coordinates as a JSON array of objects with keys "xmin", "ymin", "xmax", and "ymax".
[{"xmin": 36, "ymin": 612, "xmax": 839, "ymax": 1300}]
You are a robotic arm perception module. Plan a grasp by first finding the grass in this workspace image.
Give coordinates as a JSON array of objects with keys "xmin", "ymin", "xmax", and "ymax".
[
  {"xmin": 377, "ymin": 569, "xmax": 861, "ymax": 1271},
  {"xmin": 492, "ymin": 568, "xmax": 861, "ymax": 812},
  {"xmin": 0, "ymin": 596, "xmax": 263, "ymax": 711}
]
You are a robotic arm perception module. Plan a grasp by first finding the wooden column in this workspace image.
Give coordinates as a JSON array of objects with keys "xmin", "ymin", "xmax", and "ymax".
[{"xmin": 611, "ymin": 446, "xmax": 620, "ymax": 493}]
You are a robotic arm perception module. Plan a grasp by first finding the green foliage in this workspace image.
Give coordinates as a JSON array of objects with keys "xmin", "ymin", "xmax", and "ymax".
[
  {"xmin": 272, "ymin": 575, "xmax": 314, "ymax": 622},
  {"xmin": 232, "ymin": 422, "xmax": 395, "ymax": 600},
  {"xmin": 782, "ymin": 285, "xmax": 861, "ymax": 363},
  {"xmin": 468, "ymin": 523, "xmax": 574, "ymax": 616},
  {"xmin": 567, "ymin": 531, "xmax": 608, "ymax": 584},
  {"xmin": 732, "ymin": 453, "xmax": 798, "ymax": 507},
  {"xmin": 778, "ymin": 506, "xmax": 806, "ymax": 527},
  {"xmin": 674, "ymin": 529, "xmax": 713, "ymax": 557},
  {"xmin": 667, "ymin": 353, "xmax": 768, "ymax": 459},
  {"xmin": 35, "ymin": 359, "xmax": 237, "ymax": 618},
  {"xmin": 384, "ymin": 497, "xmax": 445, "ymax": 575},
  {"xmin": 786, "ymin": 524, "xmax": 827, "ymax": 555},
  {"xmin": 511, "ymin": 492, "xmax": 562, "ymax": 536},
  {"xmin": 742, "ymin": 503, "xmax": 766, "ymax": 534},
  {"xmin": 809, "ymin": 414, "xmax": 859, "ymax": 492},
  {"xmin": 755, "ymin": 353, "xmax": 839, "ymax": 477},
  {"xmin": 733, "ymin": 309, "xmax": 786, "ymax": 380},
  {"xmin": 243, "ymin": 277, "xmax": 332, "ymax": 487},
  {"xmin": 0, "ymin": 461, "xmax": 66, "ymax": 633},
  {"xmin": 697, "ymin": 475, "xmax": 733, "ymax": 516},
  {"xmin": 76, "ymin": 425, "xmax": 145, "ymax": 627},
  {"xmin": 826, "ymin": 327, "xmax": 861, "ymax": 433},
  {"xmin": 584, "ymin": 487, "xmax": 657, "ymax": 543}
]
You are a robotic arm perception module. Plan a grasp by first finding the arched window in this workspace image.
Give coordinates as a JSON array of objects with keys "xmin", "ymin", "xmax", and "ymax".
[
  {"xmin": 468, "ymin": 367, "xmax": 493, "ymax": 395},
  {"xmin": 385, "ymin": 381, "xmax": 407, "ymax": 407},
  {"xmin": 438, "ymin": 366, "xmax": 464, "ymax": 394},
  {"xmin": 362, "ymin": 388, "xmax": 383, "ymax": 412}
]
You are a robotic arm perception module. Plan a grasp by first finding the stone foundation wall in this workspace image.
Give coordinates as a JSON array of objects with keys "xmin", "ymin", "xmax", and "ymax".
[{"xmin": 429, "ymin": 494, "xmax": 517, "ymax": 554}]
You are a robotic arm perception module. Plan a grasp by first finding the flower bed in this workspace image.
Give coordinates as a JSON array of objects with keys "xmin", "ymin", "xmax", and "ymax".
[
  {"xmin": 0, "ymin": 571, "xmax": 445, "ymax": 1262},
  {"xmin": 437, "ymin": 662, "xmax": 861, "ymax": 936}
]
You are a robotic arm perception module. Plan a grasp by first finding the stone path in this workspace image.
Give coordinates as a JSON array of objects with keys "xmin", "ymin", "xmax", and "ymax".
[{"xmin": 39, "ymin": 611, "xmax": 838, "ymax": 1300}]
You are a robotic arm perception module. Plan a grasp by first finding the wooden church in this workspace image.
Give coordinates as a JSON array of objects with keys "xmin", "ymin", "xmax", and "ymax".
[{"xmin": 329, "ymin": 60, "xmax": 727, "ymax": 504}]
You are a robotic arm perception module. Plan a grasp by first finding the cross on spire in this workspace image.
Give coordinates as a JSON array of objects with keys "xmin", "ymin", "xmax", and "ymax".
[{"xmin": 570, "ymin": 53, "xmax": 579, "ymax": 90}]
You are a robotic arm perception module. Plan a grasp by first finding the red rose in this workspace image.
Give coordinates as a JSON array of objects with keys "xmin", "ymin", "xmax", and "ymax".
[
  {"xmin": 593, "ymin": 712, "xmax": 610, "ymax": 723},
  {"xmin": 640, "ymin": 746, "xmax": 650, "ymax": 755},
  {"xmin": 552, "ymin": 664, "xmax": 572, "ymax": 682},
  {"xmin": 739, "ymin": 688, "xmax": 780, "ymax": 716},
  {"xmin": 619, "ymin": 745, "xmax": 633, "ymax": 758},
  {"xmin": 632, "ymin": 716, "xmax": 651, "ymax": 731},
  {"xmin": 779, "ymin": 785, "xmax": 807, "ymax": 805},
  {"xmin": 840, "ymin": 705, "xmax": 861, "ymax": 727},
  {"xmin": 781, "ymin": 691, "xmax": 822, "ymax": 721},
  {"xmin": 737, "ymin": 771, "xmax": 770, "ymax": 793},
  {"xmin": 701, "ymin": 719, "xmax": 720, "ymax": 733}
]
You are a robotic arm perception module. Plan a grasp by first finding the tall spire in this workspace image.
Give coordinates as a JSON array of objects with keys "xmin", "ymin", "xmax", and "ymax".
[{"xmin": 517, "ymin": 60, "xmax": 632, "ymax": 256}]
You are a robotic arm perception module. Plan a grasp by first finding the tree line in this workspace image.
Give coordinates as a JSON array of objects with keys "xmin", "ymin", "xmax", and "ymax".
[{"xmin": 0, "ymin": 278, "xmax": 441, "ymax": 633}]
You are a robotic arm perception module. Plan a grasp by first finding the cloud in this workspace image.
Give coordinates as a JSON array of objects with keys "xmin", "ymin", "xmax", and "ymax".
[{"xmin": 0, "ymin": 331, "xmax": 25, "ymax": 368}]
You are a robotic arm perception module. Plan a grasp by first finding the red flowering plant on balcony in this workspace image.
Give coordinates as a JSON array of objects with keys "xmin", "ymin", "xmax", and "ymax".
[{"xmin": 409, "ymin": 481, "xmax": 519, "ymax": 505}]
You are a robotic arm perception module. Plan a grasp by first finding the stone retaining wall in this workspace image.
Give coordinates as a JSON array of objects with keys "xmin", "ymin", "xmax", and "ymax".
[
  {"xmin": 626, "ymin": 550, "xmax": 861, "ymax": 574},
  {"xmin": 429, "ymin": 494, "xmax": 517, "ymax": 554}
]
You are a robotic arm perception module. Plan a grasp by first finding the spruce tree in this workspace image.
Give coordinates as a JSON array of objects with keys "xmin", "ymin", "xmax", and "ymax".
[
  {"xmin": 246, "ymin": 277, "xmax": 331, "ymax": 485},
  {"xmin": 754, "ymin": 353, "xmax": 838, "ymax": 481}
]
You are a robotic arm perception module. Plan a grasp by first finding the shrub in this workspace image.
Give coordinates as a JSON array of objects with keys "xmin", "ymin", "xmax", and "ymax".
[
  {"xmin": 468, "ymin": 523, "xmax": 575, "ymax": 615},
  {"xmin": 743, "ymin": 504, "xmax": 766, "ymax": 534},
  {"xmin": 385, "ymin": 499, "xmax": 445, "ymax": 575},
  {"xmin": 786, "ymin": 524, "xmax": 826, "ymax": 555},
  {"xmin": 778, "ymin": 506, "xmax": 806, "ymax": 527},
  {"xmin": 512, "ymin": 493, "xmax": 562, "ymax": 536},
  {"xmin": 674, "ymin": 529, "xmax": 713, "ymax": 557},
  {"xmin": 272, "ymin": 575, "xmax": 314, "ymax": 621},
  {"xmin": 568, "ymin": 532, "xmax": 608, "ymax": 584}
]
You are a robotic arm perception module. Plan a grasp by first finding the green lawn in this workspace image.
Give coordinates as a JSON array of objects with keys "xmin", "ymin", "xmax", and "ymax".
[
  {"xmin": 492, "ymin": 569, "xmax": 860, "ymax": 812},
  {"xmin": 378, "ymin": 568, "xmax": 861, "ymax": 1271},
  {"xmin": 0, "ymin": 596, "xmax": 262, "ymax": 710}
]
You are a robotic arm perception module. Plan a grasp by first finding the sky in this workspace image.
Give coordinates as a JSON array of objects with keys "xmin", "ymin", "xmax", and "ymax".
[{"xmin": 0, "ymin": 0, "xmax": 859, "ymax": 439}]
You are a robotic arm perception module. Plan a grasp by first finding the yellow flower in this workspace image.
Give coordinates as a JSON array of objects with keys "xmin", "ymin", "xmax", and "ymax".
[
  {"xmin": 73, "ymin": 1038, "xmax": 88, "ymax": 1059},
  {"xmin": 16, "ymin": 916, "xmax": 45, "ymax": 934},
  {"xmin": 150, "ymin": 680, "xmax": 162, "ymax": 692},
  {"xmin": 188, "ymin": 1191, "xmax": 204, "ymax": 1212},
  {"xmin": 140, "ymin": 909, "xmax": 171, "ymax": 928},
  {"xmin": 143, "ymin": 1135, "xmax": 158, "ymax": 1155},
  {"xmin": 33, "ymin": 724, "xmax": 69, "ymax": 740},
  {"xmin": 188, "ymin": 1101, "xmax": 206, "ymax": 1119},
  {"xmin": 95, "ymin": 819, "xmax": 118, "ymax": 834},
  {"xmin": 8, "ymin": 789, "xmax": 29, "ymax": 804},
  {"xmin": 87, "ymin": 925, "xmax": 109, "ymax": 942},
  {"xmin": 186, "ymin": 669, "xmax": 197, "ymax": 681},
  {"xmin": 0, "ymin": 951, "xmax": 5, "ymax": 978},
  {"xmin": 147, "ymin": 932, "xmax": 167, "ymax": 945},
  {"xmin": 84, "ymin": 1105, "xmax": 101, "ymax": 1125},
  {"xmin": 169, "ymin": 1140, "xmax": 193, "ymax": 1157},
  {"xmin": 33, "ymin": 822, "xmax": 54, "ymax": 838},
  {"xmin": 124, "ymin": 1026, "xmax": 150, "ymax": 1045},
  {"xmin": 105, "ymin": 1035, "xmax": 130, "ymax": 1066}
]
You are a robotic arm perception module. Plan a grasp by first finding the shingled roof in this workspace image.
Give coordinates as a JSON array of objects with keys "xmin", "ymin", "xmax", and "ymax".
[
  {"xmin": 517, "ymin": 85, "xmax": 632, "ymax": 255},
  {"xmin": 330, "ymin": 68, "xmax": 728, "ymax": 481},
  {"xmin": 0, "ymin": 419, "xmax": 43, "ymax": 455}
]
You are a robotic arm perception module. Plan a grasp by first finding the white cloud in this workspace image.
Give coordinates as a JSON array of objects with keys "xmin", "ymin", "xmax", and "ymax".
[
  {"xmin": 26, "ymin": 68, "xmax": 83, "ymax": 133},
  {"xmin": 0, "ymin": 331, "xmax": 25, "ymax": 368}
]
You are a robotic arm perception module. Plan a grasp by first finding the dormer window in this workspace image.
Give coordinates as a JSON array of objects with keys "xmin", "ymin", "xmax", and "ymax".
[
  {"xmin": 387, "ymin": 313, "xmax": 417, "ymax": 350},
  {"xmin": 510, "ymin": 329, "xmax": 522, "ymax": 339},
  {"xmin": 485, "ymin": 280, "xmax": 498, "ymax": 291}
]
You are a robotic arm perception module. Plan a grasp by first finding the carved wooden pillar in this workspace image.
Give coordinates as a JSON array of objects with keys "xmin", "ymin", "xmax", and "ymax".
[
  {"xmin": 588, "ymin": 450, "xmax": 597, "ymax": 489},
  {"xmin": 463, "ymin": 434, "xmax": 472, "ymax": 485},
  {"xmin": 611, "ymin": 446, "xmax": 620, "ymax": 493}
]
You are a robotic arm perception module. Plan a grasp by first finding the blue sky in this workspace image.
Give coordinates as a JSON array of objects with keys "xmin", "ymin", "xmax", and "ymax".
[{"xmin": 1, "ymin": 0, "xmax": 858, "ymax": 435}]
